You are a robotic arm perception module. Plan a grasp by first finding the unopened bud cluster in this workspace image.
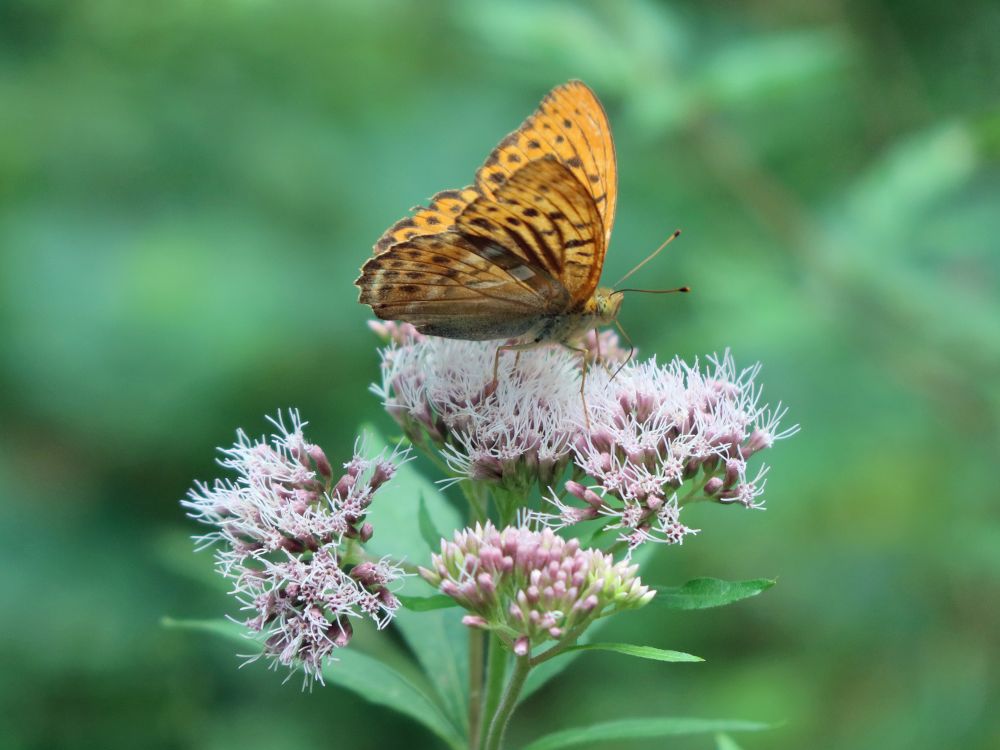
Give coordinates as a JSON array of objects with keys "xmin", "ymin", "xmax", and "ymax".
[
  {"xmin": 183, "ymin": 411, "xmax": 406, "ymax": 685},
  {"xmin": 420, "ymin": 523, "xmax": 654, "ymax": 657}
]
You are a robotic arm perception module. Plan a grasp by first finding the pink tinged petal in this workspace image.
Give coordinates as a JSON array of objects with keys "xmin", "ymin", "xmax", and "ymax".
[{"xmin": 513, "ymin": 637, "xmax": 530, "ymax": 657}]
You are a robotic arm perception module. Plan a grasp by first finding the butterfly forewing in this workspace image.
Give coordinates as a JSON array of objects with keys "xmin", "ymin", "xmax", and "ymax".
[
  {"xmin": 458, "ymin": 156, "xmax": 605, "ymax": 306},
  {"xmin": 373, "ymin": 186, "xmax": 480, "ymax": 254},
  {"xmin": 474, "ymin": 81, "xmax": 617, "ymax": 249}
]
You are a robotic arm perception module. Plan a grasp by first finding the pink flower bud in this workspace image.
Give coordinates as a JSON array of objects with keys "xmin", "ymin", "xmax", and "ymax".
[
  {"xmin": 359, "ymin": 523, "xmax": 374, "ymax": 542},
  {"xmin": 350, "ymin": 561, "xmax": 377, "ymax": 586},
  {"xmin": 477, "ymin": 572, "xmax": 496, "ymax": 596},
  {"xmin": 368, "ymin": 461, "xmax": 394, "ymax": 491},
  {"xmin": 513, "ymin": 636, "xmax": 530, "ymax": 657},
  {"xmin": 462, "ymin": 615, "xmax": 489, "ymax": 629},
  {"xmin": 332, "ymin": 472, "xmax": 357, "ymax": 500},
  {"xmin": 307, "ymin": 444, "xmax": 333, "ymax": 478},
  {"xmin": 741, "ymin": 428, "xmax": 774, "ymax": 457},
  {"xmin": 378, "ymin": 589, "xmax": 399, "ymax": 610}
]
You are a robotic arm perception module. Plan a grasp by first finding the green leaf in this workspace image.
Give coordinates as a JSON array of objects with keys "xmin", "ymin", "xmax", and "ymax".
[
  {"xmin": 360, "ymin": 423, "xmax": 462, "ymax": 564},
  {"xmin": 653, "ymin": 577, "xmax": 775, "ymax": 610},
  {"xmin": 558, "ymin": 642, "xmax": 702, "ymax": 663},
  {"xmin": 358, "ymin": 425, "xmax": 469, "ymax": 733},
  {"xmin": 397, "ymin": 593, "xmax": 458, "ymax": 612},
  {"xmin": 162, "ymin": 616, "xmax": 244, "ymax": 640},
  {"xmin": 390, "ymin": 578, "xmax": 470, "ymax": 730},
  {"xmin": 521, "ymin": 718, "xmax": 771, "ymax": 750},
  {"xmin": 716, "ymin": 733, "xmax": 746, "ymax": 750},
  {"xmin": 418, "ymin": 493, "xmax": 444, "ymax": 552},
  {"xmin": 164, "ymin": 617, "xmax": 464, "ymax": 749}
]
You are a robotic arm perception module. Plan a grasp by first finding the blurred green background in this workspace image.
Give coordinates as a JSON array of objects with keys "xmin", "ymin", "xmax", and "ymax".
[{"xmin": 2, "ymin": 0, "xmax": 998, "ymax": 748}]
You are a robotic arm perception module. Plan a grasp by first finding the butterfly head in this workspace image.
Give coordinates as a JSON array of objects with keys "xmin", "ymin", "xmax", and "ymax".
[{"xmin": 588, "ymin": 287, "xmax": 624, "ymax": 325}]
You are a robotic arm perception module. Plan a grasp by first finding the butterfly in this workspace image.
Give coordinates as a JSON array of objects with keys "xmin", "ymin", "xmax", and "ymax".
[{"xmin": 356, "ymin": 80, "xmax": 684, "ymax": 384}]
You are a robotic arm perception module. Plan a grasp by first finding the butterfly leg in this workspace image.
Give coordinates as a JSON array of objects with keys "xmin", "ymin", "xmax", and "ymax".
[
  {"xmin": 593, "ymin": 328, "xmax": 614, "ymax": 375},
  {"xmin": 491, "ymin": 342, "xmax": 541, "ymax": 393},
  {"xmin": 563, "ymin": 344, "xmax": 592, "ymax": 430}
]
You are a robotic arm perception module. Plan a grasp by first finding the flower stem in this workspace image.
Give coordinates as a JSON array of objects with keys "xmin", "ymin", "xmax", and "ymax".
[
  {"xmin": 463, "ymin": 483, "xmax": 489, "ymax": 748},
  {"xmin": 461, "ymin": 481, "xmax": 490, "ymax": 525},
  {"xmin": 480, "ymin": 635, "xmax": 509, "ymax": 747},
  {"xmin": 484, "ymin": 655, "xmax": 531, "ymax": 750},
  {"xmin": 468, "ymin": 630, "xmax": 485, "ymax": 749}
]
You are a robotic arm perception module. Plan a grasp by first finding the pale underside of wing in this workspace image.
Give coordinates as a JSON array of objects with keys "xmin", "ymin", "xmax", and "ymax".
[
  {"xmin": 459, "ymin": 156, "xmax": 605, "ymax": 306},
  {"xmin": 356, "ymin": 231, "xmax": 568, "ymax": 340},
  {"xmin": 474, "ymin": 80, "xmax": 618, "ymax": 250}
]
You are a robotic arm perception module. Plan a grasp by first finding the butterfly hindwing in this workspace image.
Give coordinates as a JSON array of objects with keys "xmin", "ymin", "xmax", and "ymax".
[
  {"xmin": 459, "ymin": 156, "xmax": 605, "ymax": 306},
  {"xmin": 474, "ymin": 80, "xmax": 617, "ymax": 249},
  {"xmin": 357, "ymin": 231, "xmax": 567, "ymax": 340}
]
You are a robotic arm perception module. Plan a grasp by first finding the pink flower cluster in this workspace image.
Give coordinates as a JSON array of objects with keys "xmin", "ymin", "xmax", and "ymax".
[
  {"xmin": 183, "ymin": 411, "xmax": 406, "ymax": 686},
  {"xmin": 546, "ymin": 352, "xmax": 796, "ymax": 550},
  {"xmin": 420, "ymin": 523, "xmax": 653, "ymax": 656}
]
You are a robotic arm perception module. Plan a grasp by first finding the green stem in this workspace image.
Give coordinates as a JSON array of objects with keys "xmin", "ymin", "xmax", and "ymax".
[
  {"xmin": 529, "ymin": 620, "xmax": 591, "ymax": 667},
  {"xmin": 480, "ymin": 635, "xmax": 509, "ymax": 747},
  {"xmin": 468, "ymin": 630, "xmax": 485, "ymax": 749},
  {"xmin": 484, "ymin": 655, "xmax": 531, "ymax": 750},
  {"xmin": 413, "ymin": 438, "xmax": 453, "ymax": 478},
  {"xmin": 461, "ymin": 483, "xmax": 490, "ymax": 748},
  {"xmin": 460, "ymin": 481, "xmax": 490, "ymax": 524}
]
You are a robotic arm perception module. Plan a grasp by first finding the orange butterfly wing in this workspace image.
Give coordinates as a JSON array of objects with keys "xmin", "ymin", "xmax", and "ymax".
[
  {"xmin": 359, "ymin": 81, "xmax": 615, "ymax": 338},
  {"xmin": 373, "ymin": 186, "xmax": 480, "ymax": 254},
  {"xmin": 372, "ymin": 80, "xmax": 617, "ymax": 256},
  {"xmin": 474, "ymin": 80, "xmax": 617, "ymax": 250},
  {"xmin": 356, "ymin": 227, "xmax": 567, "ymax": 340}
]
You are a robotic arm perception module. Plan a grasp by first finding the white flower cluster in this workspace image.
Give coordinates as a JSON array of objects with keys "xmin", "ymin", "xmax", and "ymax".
[
  {"xmin": 373, "ymin": 331, "xmax": 795, "ymax": 551},
  {"xmin": 183, "ymin": 411, "xmax": 407, "ymax": 686},
  {"xmin": 374, "ymin": 338, "xmax": 583, "ymax": 493}
]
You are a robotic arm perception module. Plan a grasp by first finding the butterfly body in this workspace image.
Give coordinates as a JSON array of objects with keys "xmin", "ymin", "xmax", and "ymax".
[
  {"xmin": 357, "ymin": 81, "xmax": 622, "ymax": 351},
  {"xmin": 518, "ymin": 286, "xmax": 623, "ymax": 346}
]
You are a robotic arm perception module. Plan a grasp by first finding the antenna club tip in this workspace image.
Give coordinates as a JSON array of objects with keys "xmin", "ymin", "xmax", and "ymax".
[
  {"xmin": 679, "ymin": 285, "xmax": 691, "ymax": 293},
  {"xmin": 673, "ymin": 229, "xmax": 682, "ymax": 237}
]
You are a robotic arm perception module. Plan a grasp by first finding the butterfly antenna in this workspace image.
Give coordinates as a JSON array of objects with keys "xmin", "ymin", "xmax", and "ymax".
[
  {"xmin": 613, "ymin": 286, "xmax": 690, "ymax": 295},
  {"xmin": 611, "ymin": 321, "xmax": 635, "ymax": 381},
  {"xmin": 612, "ymin": 229, "xmax": 682, "ymax": 289}
]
